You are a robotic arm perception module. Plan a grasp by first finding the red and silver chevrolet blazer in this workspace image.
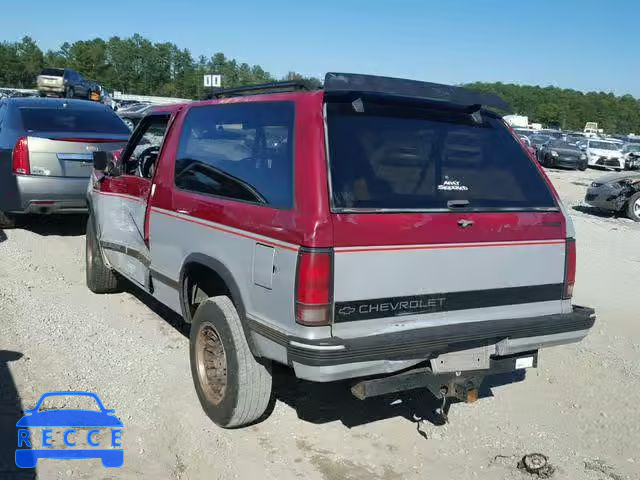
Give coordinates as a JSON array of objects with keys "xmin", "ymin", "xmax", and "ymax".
[{"xmin": 86, "ymin": 73, "xmax": 595, "ymax": 428}]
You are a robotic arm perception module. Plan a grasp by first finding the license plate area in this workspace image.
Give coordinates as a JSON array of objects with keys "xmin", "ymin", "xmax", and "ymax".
[{"xmin": 430, "ymin": 345, "xmax": 494, "ymax": 373}]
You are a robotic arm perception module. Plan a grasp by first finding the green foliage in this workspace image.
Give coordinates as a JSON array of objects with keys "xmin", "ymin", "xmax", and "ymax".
[
  {"xmin": 1, "ymin": 35, "xmax": 637, "ymax": 134},
  {"xmin": 466, "ymin": 82, "xmax": 640, "ymax": 134},
  {"xmin": 0, "ymin": 35, "xmax": 310, "ymax": 99}
]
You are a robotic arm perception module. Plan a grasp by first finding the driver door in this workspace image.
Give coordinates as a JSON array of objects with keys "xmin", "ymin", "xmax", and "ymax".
[{"xmin": 97, "ymin": 114, "xmax": 170, "ymax": 289}]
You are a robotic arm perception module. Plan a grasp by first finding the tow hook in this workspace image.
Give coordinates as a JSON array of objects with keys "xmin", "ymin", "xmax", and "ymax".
[{"xmin": 432, "ymin": 378, "xmax": 479, "ymax": 423}]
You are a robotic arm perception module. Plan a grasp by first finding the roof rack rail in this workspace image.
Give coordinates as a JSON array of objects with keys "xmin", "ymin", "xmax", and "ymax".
[{"xmin": 206, "ymin": 80, "xmax": 318, "ymax": 99}]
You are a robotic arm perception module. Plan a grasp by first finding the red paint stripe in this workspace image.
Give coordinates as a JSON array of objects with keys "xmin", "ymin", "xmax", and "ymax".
[
  {"xmin": 337, "ymin": 240, "xmax": 565, "ymax": 253},
  {"xmin": 96, "ymin": 190, "xmax": 144, "ymax": 203},
  {"xmin": 151, "ymin": 208, "xmax": 299, "ymax": 252}
]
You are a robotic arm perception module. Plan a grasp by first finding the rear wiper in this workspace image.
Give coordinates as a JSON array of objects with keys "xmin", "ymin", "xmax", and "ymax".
[{"xmin": 447, "ymin": 199, "xmax": 470, "ymax": 209}]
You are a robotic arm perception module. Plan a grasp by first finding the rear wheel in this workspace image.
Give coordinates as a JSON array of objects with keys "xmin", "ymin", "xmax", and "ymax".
[
  {"xmin": 190, "ymin": 296, "xmax": 272, "ymax": 428},
  {"xmin": 578, "ymin": 162, "xmax": 587, "ymax": 171},
  {"xmin": 626, "ymin": 193, "xmax": 640, "ymax": 222},
  {"xmin": 0, "ymin": 211, "xmax": 16, "ymax": 229},
  {"xmin": 86, "ymin": 216, "xmax": 121, "ymax": 293},
  {"xmin": 66, "ymin": 87, "xmax": 75, "ymax": 98}
]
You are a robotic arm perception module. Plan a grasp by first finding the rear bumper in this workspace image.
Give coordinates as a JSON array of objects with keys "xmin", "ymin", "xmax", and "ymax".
[
  {"xmin": 9, "ymin": 175, "xmax": 89, "ymax": 214},
  {"xmin": 251, "ymin": 306, "xmax": 595, "ymax": 382},
  {"xmin": 37, "ymin": 85, "xmax": 65, "ymax": 94},
  {"xmin": 548, "ymin": 156, "xmax": 583, "ymax": 169}
]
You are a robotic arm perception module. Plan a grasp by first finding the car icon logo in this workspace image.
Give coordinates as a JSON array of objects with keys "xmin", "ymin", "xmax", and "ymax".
[
  {"xmin": 15, "ymin": 391, "xmax": 124, "ymax": 469},
  {"xmin": 338, "ymin": 306, "xmax": 356, "ymax": 316}
]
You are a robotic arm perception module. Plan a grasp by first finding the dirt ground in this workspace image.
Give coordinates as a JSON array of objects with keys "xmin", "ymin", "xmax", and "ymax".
[{"xmin": 1, "ymin": 167, "xmax": 639, "ymax": 480}]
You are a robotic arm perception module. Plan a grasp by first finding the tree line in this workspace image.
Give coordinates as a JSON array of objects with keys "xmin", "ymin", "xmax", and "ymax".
[
  {"xmin": 0, "ymin": 35, "xmax": 319, "ymax": 99},
  {"xmin": 1, "ymin": 35, "xmax": 639, "ymax": 133},
  {"xmin": 466, "ymin": 82, "xmax": 640, "ymax": 134}
]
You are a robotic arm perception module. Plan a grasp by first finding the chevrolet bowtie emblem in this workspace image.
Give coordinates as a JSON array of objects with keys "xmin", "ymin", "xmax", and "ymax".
[{"xmin": 338, "ymin": 306, "xmax": 356, "ymax": 315}]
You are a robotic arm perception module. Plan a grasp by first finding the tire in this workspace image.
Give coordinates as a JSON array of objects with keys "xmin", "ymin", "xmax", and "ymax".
[
  {"xmin": 122, "ymin": 118, "xmax": 135, "ymax": 131},
  {"xmin": 0, "ymin": 211, "xmax": 16, "ymax": 229},
  {"xmin": 626, "ymin": 192, "xmax": 640, "ymax": 222},
  {"xmin": 85, "ymin": 216, "xmax": 121, "ymax": 293},
  {"xmin": 578, "ymin": 162, "xmax": 587, "ymax": 171},
  {"xmin": 66, "ymin": 87, "xmax": 75, "ymax": 98},
  {"xmin": 190, "ymin": 296, "xmax": 272, "ymax": 428}
]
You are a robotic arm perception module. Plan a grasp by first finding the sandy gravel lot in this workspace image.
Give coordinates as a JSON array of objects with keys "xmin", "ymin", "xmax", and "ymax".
[{"xmin": 1, "ymin": 167, "xmax": 638, "ymax": 480}]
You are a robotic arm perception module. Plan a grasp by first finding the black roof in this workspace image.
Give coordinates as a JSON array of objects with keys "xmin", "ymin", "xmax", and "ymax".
[{"xmin": 324, "ymin": 72, "xmax": 512, "ymax": 113}]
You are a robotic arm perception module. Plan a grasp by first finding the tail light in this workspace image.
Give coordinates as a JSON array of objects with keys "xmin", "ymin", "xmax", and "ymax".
[
  {"xmin": 12, "ymin": 136, "xmax": 30, "ymax": 175},
  {"xmin": 564, "ymin": 238, "xmax": 576, "ymax": 299},
  {"xmin": 295, "ymin": 250, "xmax": 332, "ymax": 326}
]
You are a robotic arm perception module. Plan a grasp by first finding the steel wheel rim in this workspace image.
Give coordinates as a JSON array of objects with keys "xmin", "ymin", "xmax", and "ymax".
[
  {"xmin": 195, "ymin": 322, "xmax": 227, "ymax": 405},
  {"xmin": 633, "ymin": 198, "xmax": 640, "ymax": 217}
]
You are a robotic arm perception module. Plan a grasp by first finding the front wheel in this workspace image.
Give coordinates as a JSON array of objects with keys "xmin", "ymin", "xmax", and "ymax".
[
  {"xmin": 190, "ymin": 296, "xmax": 272, "ymax": 428},
  {"xmin": 626, "ymin": 192, "xmax": 640, "ymax": 222},
  {"xmin": 0, "ymin": 211, "xmax": 16, "ymax": 229},
  {"xmin": 578, "ymin": 162, "xmax": 587, "ymax": 171},
  {"xmin": 86, "ymin": 216, "xmax": 121, "ymax": 293},
  {"xmin": 66, "ymin": 87, "xmax": 75, "ymax": 98}
]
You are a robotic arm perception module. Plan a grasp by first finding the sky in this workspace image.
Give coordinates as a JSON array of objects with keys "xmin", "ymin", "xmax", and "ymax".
[{"xmin": 4, "ymin": 0, "xmax": 640, "ymax": 96}]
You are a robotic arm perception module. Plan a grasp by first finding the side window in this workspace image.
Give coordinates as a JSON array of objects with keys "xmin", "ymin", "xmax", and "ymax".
[
  {"xmin": 0, "ymin": 103, "xmax": 5, "ymax": 130},
  {"xmin": 174, "ymin": 101, "xmax": 294, "ymax": 209},
  {"xmin": 120, "ymin": 115, "xmax": 170, "ymax": 179}
]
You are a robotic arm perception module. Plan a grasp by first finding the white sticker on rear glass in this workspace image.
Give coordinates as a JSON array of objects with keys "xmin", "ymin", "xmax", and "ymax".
[
  {"xmin": 437, "ymin": 177, "xmax": 469, "ymax": 191},
  {"xmin": 515, "ymin": 356, "xmax": 534, "ymax": 369}
]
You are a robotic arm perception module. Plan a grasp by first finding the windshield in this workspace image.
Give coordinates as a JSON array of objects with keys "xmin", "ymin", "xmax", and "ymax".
[
  {"xmin": 623, "ymin": 144, "xmax": 640, "ymax": 153},
  {"xmin": 326, "ymin": 99, "xmax": 556, "ymax": 211},
  {"xmin": 550, "ymin": 140, "xmax": 575, "ymax": 149},
  {"xmin": 20, "ymin": 107, "xmax": 130, "ymax": 134},
  {"xmin": 531, "ymin": 135, "xmax": 550, "ymax": 145},
  {"xmin": 589, "ymin": 141, "xmax": 621, "ymax": 151},
  {"xmin": 40, "ymin": 68, "xmax": 64, "ymax": 77}
]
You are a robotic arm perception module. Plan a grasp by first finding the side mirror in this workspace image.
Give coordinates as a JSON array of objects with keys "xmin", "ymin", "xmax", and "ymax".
[
  {"xmin": 93, "ymin": 151, "xmax": 108, "ymax": 171},
  {"xmin": 93, "ymin": 151, "xmax": 122, "ymax": 177}
]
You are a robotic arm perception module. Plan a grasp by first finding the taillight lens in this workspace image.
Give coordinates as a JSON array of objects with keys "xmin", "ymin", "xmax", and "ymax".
[
  {"xmin": 12, "ymin": 136, "xmax": 30, "ymax": 175},
  {"xmin": 564, "ymin": 238, "xmax": 576, "ymax": 299},
  {"xmin": 295, "ymin": 250, "xmax": 332, "ymax": 326}
]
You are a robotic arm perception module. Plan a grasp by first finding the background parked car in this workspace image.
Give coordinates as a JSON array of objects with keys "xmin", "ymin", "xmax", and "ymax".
[
  {"xmin": 529, "ymin": 134, "xmax": 552, "ymax": 159},
  {"xmin": 117, "ymin": 103, "xmax": 153, "ymax": 130},
  {"xmin": 621, "ymin": 143, "xmax": 640, "ymax": 170},
  {"xmin": 537, "ymin": 139, "xmax": 587, "ymax": 170},
  {"xmin": 36, "ymin": 68, "xmax": 92, "ymax": 99},
  {"xmin": 583, "ymin": 138, "xmax": 625, "ymax": 170},
  {"xmin": 0, "ymin": 98, "xmax": 130, "ymax": 228},
  {"xmin": 585, "ymin": 172, "xmax": 640, "ymax": 221}
]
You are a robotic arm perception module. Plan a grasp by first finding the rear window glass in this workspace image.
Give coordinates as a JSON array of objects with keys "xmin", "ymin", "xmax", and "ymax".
[
  {"xmin": 175, "ymin": 101, "xmax": 294, "ymax": 208},
  {"xmin": 40, "ymin": 68, "xmax": 64, "ymax": 77},
  {"xmin": 20, "ymin": 107, "xmax": 130, "ymax": 135},
  {"xmin": 326, "ymin": 99, "xmax": 556, "ymax": 211}
]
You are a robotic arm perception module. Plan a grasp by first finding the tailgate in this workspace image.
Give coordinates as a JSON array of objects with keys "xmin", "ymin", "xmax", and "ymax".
[
  {"xmin": 324, "ymin": 94, "xmax": 569, "ymax": 339},
  {"xmin": 37, "ymin": 76, "xmax": 63, "ymax": 88},
  {"xmin": 331, "ymin": 212, "xmax": 567, "ymax": 338},
  {"xmin": 27, "ymin": 135, "xmax": 127, "ymax": 178}
]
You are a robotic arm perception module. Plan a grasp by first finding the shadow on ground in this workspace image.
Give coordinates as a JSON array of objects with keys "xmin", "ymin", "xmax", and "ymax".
[
  {"xmin": 121, "ymin": 284, "xmax": 527, "ymax": 431},
  {"xmin": 0, "ymin": 229, "xmax": 7, "ymax": 243},
  {"xmin": 0, "ymin": 350, "xmax": 36, "ymax": 479},
  {"xmin": 12, "ymin": 214, "xmax": 87, "ymax": 237},
  {"xmin": 269, "ymin": 365, "xmax": 526, "ymax": 430},
  {"xmin": 572, "ymin": 205, "xmax": 620, "ymax": 219}
]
